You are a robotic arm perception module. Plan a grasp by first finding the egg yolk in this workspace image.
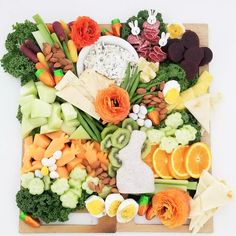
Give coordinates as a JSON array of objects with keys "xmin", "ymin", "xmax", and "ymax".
[
  {"xmin": 108, "ymin": 200, "xmax": 122, "ymax": 216},
  {"xmin": 164, "ymin": 89, "xmax": 180, "ymax": 104},
  {"xmin": 167, "ymin": 24, "xmax": 185, "ymax": 39},
  {"xmin": 87, "ymin": 200, "xmax": 104, "ymax": 215},
  {"xmin": 120, "ymin": 205, "xmax": 136, "ymax": 220}
]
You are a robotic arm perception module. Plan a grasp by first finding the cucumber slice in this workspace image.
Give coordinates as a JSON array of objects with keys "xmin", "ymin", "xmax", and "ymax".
[
  {"xmin": 61, "ymin": 103, "xmax": 77, "ymax": 121},
  {"xmin": 31, "ymin": 99, "xmax": 52, "ymax": 118},
  {"xmin": 155, "ymin": 179, "xmax": 188, "ymax": 185},
  {"xmin": 108, "ymin": 164, "xmax": 116, "ymax": 178},
  {"xmin": 20, "ymin": 80, "xmax": 37, "ymax": 97},
  {"xmin": 61, "ymin": 123, "xmax": 77, "ymax": 135},
  {"xmin": 28, "ymin": 178, "xmax": 45, "ymax": 195},
  {"xmin": 19, "ymin": 94, "xmax": 37, "ymax": 106},
  {"xmin": 36, "ymin": 81, "xmax": 56, "ymax": 103},
  {"xmin": 40, "ymin": 124, "xmax": 60, "ymax": 134},
  {"xmin": 48, "ymin": 103, "xmax": 63, "ymax": 129},
  {"xmin": 69, "ymin": 126, "xmax": 91, "ymax": 140},
  {"xmin": 21, "ymin": 101, "xmax": 34, "ymax": 117},
  {"xmin": 155, "ymin": 183, "xmax": 187, "ymax": 193}
]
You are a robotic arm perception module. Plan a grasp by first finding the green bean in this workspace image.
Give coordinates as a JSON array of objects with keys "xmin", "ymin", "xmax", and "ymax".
[
  {"xmin": 127, "ymin": 66, "xmax": 138, "ymax": 93},
  {"xmin": 83, "ymin": 112, "xmax": 104, "ymax": 131},
  {"xmin": 120, "ymin": 63, "xmax": 131, "ymax": 89},
  {"xmin": 129, "ymin": 72, "xmax": 140, "ymax": 99},
  {"xmin": 80, "ymin": 111, "xmax": 102, "ymax": 141},
  {"xmin": 77, "ymin": 110, "xmax": 98, "ymax": 141}
]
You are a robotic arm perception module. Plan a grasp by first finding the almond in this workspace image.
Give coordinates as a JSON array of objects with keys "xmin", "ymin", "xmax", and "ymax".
[
  {"xmin": 63, "ymin": 64, "xmax": 73, "ymax": 71},
  {"xmin": 160, "ymin": 108, "xmax": 168, "ymax": 115},
  {"xmin": 160, "ymin": 114, "xmax": 167, "ymax": 120},
  {"xmin": 150, "ymin": 86, "xmax": 157, "ymax": 92},
  {"xmin": 52, "ymin": 47, "xmax": 58, "ymax": 53},
  {"xmin": 45, "ymin": 52, "xmax": 53, "ymax": 61},
  {"xmin": 88, "ymin": 182, "xmax": 95, "ymax": 191},
  {"xmin": 143, "ymin": 94, "xmax": 153, "ymax": 100},
  {"xmin": 101, "ymin": 163, "xmax": 108, "ymax": 171},
  {"xmin": 86, "ymin": 165, "xmax": 92, "ymax": 173},
  {"xmin": 136, "ymin": 88, "xmax": 147, "ymax": 95},
  {"xmin": 99, "ymin": 181, "xmax": 104, "ymax": 190},
  {"xmin": 157, "ymin": 91, "xmax": 164, "ymax": 98},
  {"xmin": 54, "ymin": 43, "xmax": 60, "ymax": 49},
  {"xmin": 60, "ymin": 58, "xmax": 71, "ymax": 66},
  {"xmin": 54, "ymin": 51, "xmax": 65, "ymax": 59},
  {"xmin": 142, "ymin": 99, "xmax": 152, "ymax": 104},
  {"xmin": 111, "ymin": 188, "xmax": 119, "ymax": 193},
  {"xmin": 109, "ymin": 178, "xmax": 116, "ymax": 186},
  {"xmin": 43, "ymin": 43, "xmax": 51, "ymax": 55},
  {"xmin": 54, "ymin": 62, "xmax": 62, "ymax": 68},
  {"xmin": 100, "ymin": 172, "xmax": 108, "ymax": 178},
  {"xmin": 160, "ymin": 82, "xmax": 165, "ymax": 91},
  {"xmin": 82, "ymin": 159, "xmax": 89, "ymax": 167},
  {"xmin": 149, "ymin": 101, "xmax": 157, "ymax": 106},
  {"xmin": 95, "ymin": 185, "xmax": 101, "ymax": 193},
  {"xmin": 159, "ymin": 102, "xmax": 167, "ymax": 109},
  {"xmin": 102, "ymin": 177, "xmax": 110, "ymax": 185},
  {"xmin": 152, "ymin": 97, "xmax": 162, "ymax": 103},
  {"xmin": 90, "ymin": 160, "xmax": 100, "ymax": 169},
  {"xmin": 50, "ymin": 57, "xmax": 58, "ymax": 63},
  {"xmin": 95, "ymin": 168, "xmax": 103, "ymax": 176}
]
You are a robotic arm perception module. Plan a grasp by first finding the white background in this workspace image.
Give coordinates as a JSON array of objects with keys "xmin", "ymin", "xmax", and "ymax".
[{"xmin": 0, "ymin": 0, "xmax": 235, "ymax": 235}]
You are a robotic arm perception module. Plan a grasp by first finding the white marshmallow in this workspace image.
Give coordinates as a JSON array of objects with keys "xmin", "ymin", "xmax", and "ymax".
[
  {"xmin": 129, "ymin": 113, "xmax": 138, "ymax": 121},
  {"xmin": 132, "ymin": 104, "xmax": 140, "ymax": 114},
  {"xmin": 53, "ymin": 150, "xmax": 62, "ymax": 160}
]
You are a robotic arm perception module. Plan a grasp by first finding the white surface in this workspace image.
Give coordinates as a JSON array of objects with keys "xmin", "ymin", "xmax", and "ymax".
[
  {"xmin": 0, "ymin": 0, "xmax": 235, "ymax": 235},
  {"xmin": 77, "ymin": 35, "xmax": 139, "ymax": 75}
]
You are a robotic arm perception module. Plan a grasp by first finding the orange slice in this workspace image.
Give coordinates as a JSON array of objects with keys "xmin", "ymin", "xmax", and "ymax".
[
  {"xmin": 153, "ymin": 148, "xmax": 173, "ymax": 179},
  {"xmin": 143, "ymin": 144, "xmax": 158, "ymax": 174},
  {"xmin": 168, "ymin": 145, "xmax": 190, "ymax": 179},
  {"xmin": 185, "ymin": 142, "xmax": 212, "ymax": 178}
]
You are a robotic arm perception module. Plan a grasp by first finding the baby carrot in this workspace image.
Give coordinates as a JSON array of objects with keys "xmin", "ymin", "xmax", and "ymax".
[{"xmin": 20, "ymin": 212, "xmax": 40, "ymax": 228}]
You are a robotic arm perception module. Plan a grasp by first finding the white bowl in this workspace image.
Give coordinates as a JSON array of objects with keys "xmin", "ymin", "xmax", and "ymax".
[{"xmin": 76, "ymin": 36, "xmax": 139, "ymax": 75}]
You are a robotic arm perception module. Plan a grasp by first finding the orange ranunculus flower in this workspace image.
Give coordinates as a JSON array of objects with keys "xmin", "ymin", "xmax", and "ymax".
[
  {"xmin": 152, "ymin": 188, "xmax": 190, "ymax": 228},
  {"xmin": 95, "ymin": 85, "xmax": 130, "ymax": 124},
  {"xmin": 70, "ymin": 16, "xmax": 100, "ymax": 49}
]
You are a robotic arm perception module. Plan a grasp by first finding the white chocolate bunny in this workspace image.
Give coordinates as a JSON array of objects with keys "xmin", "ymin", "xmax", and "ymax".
[
  {"xmin": 128, "ymin": 20, "xmax": 140, "ymax": 36},
  {"xmin": 147, "ymin": 9, "xmax": 158, "ymax": 25},
  {"xmin": 159, "ymin": 32, "xmax": 170, "ymax": 47}
]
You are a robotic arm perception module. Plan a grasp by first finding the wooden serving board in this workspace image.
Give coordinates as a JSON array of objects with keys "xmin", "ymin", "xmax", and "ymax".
[{"xmin": 19, "ymin": 23, "xmax": 212, "ymax": 233}]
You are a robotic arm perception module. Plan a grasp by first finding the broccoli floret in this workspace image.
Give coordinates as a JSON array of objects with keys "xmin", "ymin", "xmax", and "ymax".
[
  {"xmin": 146, "ymin": 129, "xmax": 165, "ymax": 144},
  {"xmin": 82, "ymin": 176, "xmax": 99, "ymax": 194},
  {"xmin": 51, "ymin": 178, "xmax": 70, "ymax": 195},
  {"xmin": 160, "ymin": 136, "xmax": 178, "ymax": 153},
  {"xmin": 165, "ymin": 112, "xmax": 183, "ymax": 129},
  {"xmin": 60, "ymin": 190, "xmax": 78, "ymax": 209},
  {"xmin": 70, "ymin": 167, "xmax": 87, "ymax": 181},
  {"xmin": 28, "ymin": 178, "xmax": 44, "ymax": 195},
  {"xmin": 21, "ymin": 172, "xmax": 34, "ymax": 189}
]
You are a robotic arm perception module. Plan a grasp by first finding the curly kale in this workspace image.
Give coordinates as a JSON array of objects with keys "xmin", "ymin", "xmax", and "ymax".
[
  {"xmin": 1, "ymin": 20, "xmax": 38, "ymax": 85},
  {"xmin": 5, "ymin": 20, "xmax": 37, "ymax": 52},
  {"xmin": 121, "ymin": 9, "xmax": 166, "ymax": 39},
  {"xmin": 16, "ymin": 189, "xmax": 90, "ymax": 223},
  {"xmin": 153, "ymin": 63, "xmax": 198, "ymax": 91},
  {"xmin": 16, "ymin": 106, "xmax": 22, "ymax": 123},
  {"xmin": 1, "ymin": 51, "xmax": 37, "ymax": 85}
]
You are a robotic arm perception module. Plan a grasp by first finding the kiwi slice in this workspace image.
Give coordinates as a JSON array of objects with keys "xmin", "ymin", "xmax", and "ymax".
[
  {"xmin": 100, "ymin": 134, "xmax": 112, "ymax": 152},
  {"xmin": 111, "ymin": 128, "xmax": 131, "ymax": 149},
  {"xmin": 108, "ymin": 148, "xmax": 121, "ymax": 168},
  {"xmin": 108, "ymin": 163, "xmax": 116, "ymax": 177},
  {"xmin": 101, "ymin": 125, "xmax": 118, "ymax": 139},
  {"xmin": 122, "ymin": 118, "xmax": 139, "ymax": 132},
  {"xmin": 141, "ymin": 141, "xmax": 152, "ymax": 159}
]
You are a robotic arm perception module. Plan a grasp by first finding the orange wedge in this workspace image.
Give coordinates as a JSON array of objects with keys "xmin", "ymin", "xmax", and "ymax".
[
  {"xmin": 143, "ymin": 144, "xmax": 158, "ymax": 174},
  {"xmin": 185, "ymin": 142, "xmax": 212, "ymax": 178},
  {"xmin": 153, "ymin": 148, "xmax": 173, "ymax": 179},
  {"xmin": 168, "ymin": 145, "xmax": 190, "ymax": 180}
]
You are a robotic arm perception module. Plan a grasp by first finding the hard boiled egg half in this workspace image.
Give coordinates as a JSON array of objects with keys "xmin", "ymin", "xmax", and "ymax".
[
  {"xmin": 163, "ymin": 80, "xmax": 181, "ymax": 104},
  {"xmin": 116, "ymin": 199, "xmax": 139, "ymax": 223},
  {"xmin": 105, "ymin": 194, "xmax": 124, "ymax": 217},
  {"xmin": 85, "ymin": 196, "xmax": 105, "ymax": 218}
]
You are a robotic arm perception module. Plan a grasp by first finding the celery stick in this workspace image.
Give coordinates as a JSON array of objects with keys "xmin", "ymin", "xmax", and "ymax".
[
  {"xmin": 155, "ymin": 179, "xmax": 188, "ymax": 185},
  {"xmin": 155, "ymin": 184, "xmax": 187, "ymax": 193},
  {"xmin": 51, "ymin": 33, "xmax": 63, "ymax": 49},
  {"xmin": 33, "ymin": 14, "xmax": 50, "ymax": 34},
  {"xmin": 187, "ymin": 181, "xmax": 198, "ymax": 190},
  {"xmin": 62, "ymin": 41, "xmax": 72, "ymax": 60},
  {"xmin": 37, "ymin": 24, "xmax": 53, "ymax": 45},
  {"xmin": 32, "ymin": 31, "xmax": 45, "ymax": 50}
]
